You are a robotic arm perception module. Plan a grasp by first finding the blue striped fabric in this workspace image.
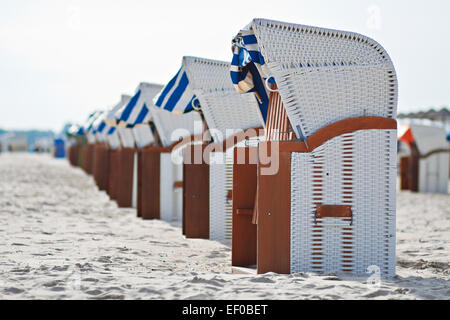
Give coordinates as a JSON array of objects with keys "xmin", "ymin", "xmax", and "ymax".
[
  {"xmin": 76, "ymin": 126, "xmax": 85, "ymax": 135},
  {"xmin": 104, "ymin": 95, "xmax": 132, "ymax": 134},
  {"xmin": 97, "ymin": 121, "xmax": 106, "ymax": 134},
  {"xmin": 118, "ymin": 89, "xmax": 142, "ymax": 126},
  {"xmin": 153, "ymin": 66, "xmax": 199, "ymax": 113},
  {"xmin": 116, "ymin": 84, "xmax": 163, "ymax": 127},
  {"xmin": 91, "ymin": 111, "xmax": 107, "ymax": 135},
  {"xmin": 230, "ymin": 30, "xmax": 272, "ymax": 122},
  {"xmin": 68, "ymin": 124, "xmax": 84, "ymax": 136},
  {"xmin": 84, "ymin": 111, "xmax": 102, "ymax": 134}
]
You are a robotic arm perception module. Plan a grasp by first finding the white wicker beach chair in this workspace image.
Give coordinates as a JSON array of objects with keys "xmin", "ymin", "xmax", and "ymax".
[
  {"xmin": 180, "ymin": 56, "xmax": 265, "ymax": 244},
  {"xmin": 103, "ymin": 95, "xmax": 131, "ymax": 201},
  {"xmin": 230, "ymin": 18, "xmax": 398, "ymax": 276},
  {"xmin": 80, "ymin": 111, "xmax": 103, "ymax": 175},
  {"xmin": 105, "ymin": 95, "xmax": 132, "ymax": 150},
  {"xmin": 110, "ymin": 83, "xmax": 164, "ymax": 209},
  {"xmin": 115, "ymin": 82, "xmax": 202, "ymax": 221},
  {"xmin": 145, "ymin": 105, "xmax": 202, "ymax": 222},
  {"xmin": 399, "ymin": 123, "xmax": 449, "ymax": 194}
]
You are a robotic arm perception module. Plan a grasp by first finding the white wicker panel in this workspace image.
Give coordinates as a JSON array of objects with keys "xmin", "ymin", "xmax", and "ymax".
[
  {"xmin": 208, "ymin": 136, "xmax": 263, "ymax": 244},
  {"xmin": 419, "ymin": 153, "xmax": 449, "ymax": 194},
  {"xmin": 199, "ymin": 92, "xmax": 263, "ymax": 144},
  {"xmin": 276, "ymin": 65, "xmax": 396, "ymax": 138},
  {"xmin": 139, "ymin": 83, "xmax": 164, "ymax": 106},
  {"xmin": 95, "ymin": 131, "xmax": 106, "ymax": 143},
  {"xmin": 209, "ymin": 150, "xmax": 234, "ymax": 244},
  {"xmin": 290, "ymin": 129, "xmax": 396, "ymax": 276},
  {"xmin": 117, "ymin": 128, "xmax": 135, "ymax": 149},
  {"xmin": 86, "ymin": 132, "xmax": 96, "ymax": 144},
  {"xmin": 183, "ymin": 57, "xmax": 236, "ymax": 93},
  {"xmin": 159, "ymin": 153, "xmax": 175, "ymax": 221},
  {"xmin": 289, "ymin": 152, "xmax": 313, "ymax": 273},
  {"xmin": 173, "ymin": 160, "xmax": 183, "ymax": 222},
  {"xmin": 248, "ymin": 19, "xmax": 397, "ymax": 138},
  {"xmin": 132, "ymin": 125, "xmax": 154, "ymax": 149},
  {"xmin": 183, "ymin": 56, "xmax": 264, "ymax": 144},
  {"xmin": 150, "ymin": 105, "xmax": 202, "ymax": 148},
  {"xmin": 410, "ymin": 124, "xmax": 448, "ymax": 155},
  {"xmin": 107, "ymin": 130, "xmax": 121, "ymax": 150}
]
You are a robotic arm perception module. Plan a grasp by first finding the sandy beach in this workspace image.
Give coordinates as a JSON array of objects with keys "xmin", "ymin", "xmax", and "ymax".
[{"xmin": 0, "ymin": 153, "xmax": 448, "ymax": 300}]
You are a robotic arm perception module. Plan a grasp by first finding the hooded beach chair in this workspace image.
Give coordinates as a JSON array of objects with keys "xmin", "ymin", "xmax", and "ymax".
[
  {"xmin": 229, "ymin": 18, "xmax": 398, "ymax": 276},
  {"xmin": 67, "ymin": 124, "xmax": 86, "ymax": 167},
  {"xmin": 108, "ymin": 79, "xmax": 202, "ymax": 221},
  {"xmin": 90, "ymin": 110, "xmax": 111, "ymax": 191},
  {"xmin": 135, "ymin": 104, "xmax": 201, "ymax": 222},
  {"xmin": 80, "ymin": 111, "xmax": 103, "ymax": 175},
  {"xmin": 154, "ymin": 56, "xmax": 264, "ymax": 243},
  {"xmin": 100, "ymin": 94, "xmax": 132, "ymax": 200},
  {"xmin": 90, "ymin": 102, "xmax": 130, "ymax": 193},
  {"xmin": 112, "ymin": 82, "xmax": 199, "ymax": 216},
  {"xmin": 398, "ymin": 123, "xmax": 449, "ymax": 194},
  {"xmin": 107, "ymin": 83, "xmax": 164, "ymax": 208}
]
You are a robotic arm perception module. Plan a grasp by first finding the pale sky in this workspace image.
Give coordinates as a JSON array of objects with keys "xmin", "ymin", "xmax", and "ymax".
[{"xmin": 1, "ymin": 0, "xmax": 449, "ymax": 131}]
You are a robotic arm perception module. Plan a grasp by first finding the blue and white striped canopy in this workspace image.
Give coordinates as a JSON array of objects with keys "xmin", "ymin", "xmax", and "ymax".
[
  {"xmin": 153, "ymin": 66, "xmax": 199, "ymax": 113},
  {"xmin": 68, "ymin": 124, "xmax": 85, "ymax": 136},
  {"xmin": 96, "ymin": 121, "xmax": 107, "ymax": 134},
  {"xmin": 115, "ymin": 90, "xmax": 148, "ymax": 127},
  {"xmin": 107, "ymin": 126, "xmax": 116, "ymax": 135},
  {"xmin": 231, "ymin": 29, "xmax": 272, "ymax": 122},
  {"xmin": 104, "ymin": 94, "xmax": 132, "ymax": 135},
  {"xmin": 91, "ymin": 111, "xmax": 107, "ymax": 135},
  {"xmin": 115, "ymin": 83, "xmax": 163, "ymax": 126},
  {"xmin": 84, "ymin": 111, "xmax": 102, "ymax": 134}
]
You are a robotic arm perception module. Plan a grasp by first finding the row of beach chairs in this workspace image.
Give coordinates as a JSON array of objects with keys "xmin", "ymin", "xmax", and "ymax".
[{"xmin": 67, "ymin": 18, "xmax": 399, "ymax": 276}]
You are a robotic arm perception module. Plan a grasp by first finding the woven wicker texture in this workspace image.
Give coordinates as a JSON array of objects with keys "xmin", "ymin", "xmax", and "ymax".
[
  {"xmin": 117, "ymin": 128, "xmax": 135, "ymax": 149},
  {"xmin": 418, "ymin": 154, "xmax": 449, "ymax": 194},
  {"xmin": 149, "ymin": 105, "xmax": 202, "ymax": 148},
  {"xmin": 290, "ymin": 129, "xmax": 396, "ymax": 276},
  {"xmin": 107, "ymin": 130, "xmax": 121, "ymax": 150},
  {"xmin": 159, "ymin": 153, "xmax": 184, "ymax": 222},
  {"xmin": 183, "ymin": 56, "xmax": 264, "ymax": 144},
  {"xmin": 132, "ymin": 125, "xmax": 155, "ymax": 149},
  {"xmin": 248, "ymin": 18, "xmax": 397, "ymax": 139},
  {"xmin": 209, "ymin": 137, "xmax": 263, "ymax": 244}
]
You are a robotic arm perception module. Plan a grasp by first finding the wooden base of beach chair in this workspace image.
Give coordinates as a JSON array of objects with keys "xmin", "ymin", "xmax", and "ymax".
[
  {"xmin": 257, "ymin": 150, "xmax": 291, "ymax": 274},
  {"xmin": 107, "ymin": 149, "xmax": 120, "ymax": 200},
  {"xmin": 92, "ymin": 144, "xmax": 101, "ymax": 187},
  {"xmin": 182, "ymin": 144, "xmax": 210, "ymax": 239},
  {"xmin": 93, "ymin": 144, "xmax": 110, "ymax": 191},
  {"xmin": 77, "ymin": 144, "xmax": 84, "ymax": 167},
  {"xmin": 139, "ymin": 147, "xmax": 162, "ymax": 220},
  {"xmin": 138, "ymin": 138, "xmax": 197, "ymax": 222},
  {"xmin": 116, "ymin": 148, "xmax": 136, "ymax": 208},
  {"xmin": 232, "ymin": 147, "xmax": 258, "ymax": 269},
  {"xmin": 81, "ymin": 144, "xmax": 95, "ymax": 175},
  {"xmin": 73, "ymin": 145, "xmax": 80, "ymax": 166},
  {"xmin": 68, "ymin": 145, "xmax": 80, "ymax": 167},
  {"xmin": 231, "ymin": 144, "xmax": 290, "ymax": 275},
  {"xmin": 400, "ymin": 157, "xmax": 409, "ymax": 190},
  {"xmin": 408, "ymin": 143, "xmax": 420, "ymax": 192},
  {"xmin": 399, "ymin": 143, "xmax": 420, "ymax": 192}
]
